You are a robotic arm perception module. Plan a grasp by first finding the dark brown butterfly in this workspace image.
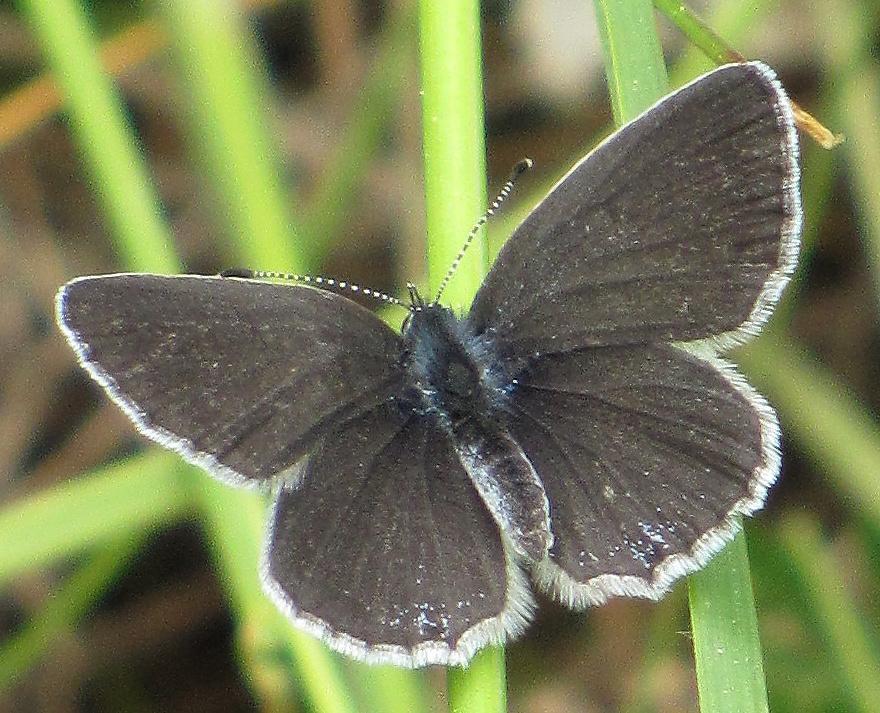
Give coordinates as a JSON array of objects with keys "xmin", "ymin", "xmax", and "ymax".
[{"xmin": 57, "ymin": 62, "xmax": 800, "ymax": 667}]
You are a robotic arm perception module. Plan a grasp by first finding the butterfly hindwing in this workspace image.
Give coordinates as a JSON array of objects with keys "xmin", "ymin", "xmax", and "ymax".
[
  {"xmin": 506, "ymin": 344, "xmax": 775, "ymax": 605},
  {"xmin": 263, "ymin": 400, "xmax": 534, "ymax": 666},
  {"xmin": 57, "ymin": 274, "xmax": 404, "ymax": 485}
]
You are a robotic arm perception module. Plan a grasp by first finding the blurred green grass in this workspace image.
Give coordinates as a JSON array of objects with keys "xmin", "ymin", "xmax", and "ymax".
[{"xmin": 0, "ymin": 0, "xmax": 878, "ymax": 711}]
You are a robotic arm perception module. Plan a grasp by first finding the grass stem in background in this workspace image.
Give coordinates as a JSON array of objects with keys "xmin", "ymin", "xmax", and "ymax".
[
  {"xmin": 155, "ymin": 0, "xmax": 306, "ymax": 270},
  {"xmin": 418, "ymin": 0, "xmax": 506, "ymax": 709},
  {"xmin": 16, "ymin": 0, "xmax": 178, "ymax": 273},
  {"xmin": 777, "ymin": 515, "xmax": 880, "ymax": 713}
]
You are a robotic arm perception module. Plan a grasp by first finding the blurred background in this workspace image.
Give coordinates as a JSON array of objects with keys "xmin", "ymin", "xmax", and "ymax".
[{"xmin": 1, "ymin": 0, "xmax": 878, "ymax": 711}]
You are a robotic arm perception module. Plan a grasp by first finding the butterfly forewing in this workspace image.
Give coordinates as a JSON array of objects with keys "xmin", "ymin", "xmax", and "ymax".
[
  {"xmin": 57, "ymin": 274, "xmax": 404, "ymax": 485},
  {"xmin": 469, "ymin": 62, "xmax": 800, "ymax": 357},
  {"xmin": 263, "ymin": 401, "xmax": 533, "ymax": 666}
]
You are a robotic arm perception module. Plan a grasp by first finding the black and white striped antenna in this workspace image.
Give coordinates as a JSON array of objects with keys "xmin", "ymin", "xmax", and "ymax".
[
  {"xmin": 221, "ymin": 159, "xmax": 532, "ymax": 311},
  {"xmin": 434, "ymin": 158, "xmax": 533, "ymax": 303},
  {"xmin": 220, "ymin": 268, "xmax": 405, "ymax": 309}
]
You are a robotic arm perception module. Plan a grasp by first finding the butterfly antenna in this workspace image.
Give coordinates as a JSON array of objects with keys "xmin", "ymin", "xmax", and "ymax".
[
  {"xmin": 434, "ymin": 158, "xmax": 533, "ymax": 303},
  {"xmin": 220, "ymin": 268, "xmax": 405, "ymax": 308}
]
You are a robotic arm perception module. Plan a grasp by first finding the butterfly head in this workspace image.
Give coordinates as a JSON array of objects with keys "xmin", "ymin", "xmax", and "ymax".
[{"xmin": 401, "ymin": 298, "xmax": 454, "ymax": 345}]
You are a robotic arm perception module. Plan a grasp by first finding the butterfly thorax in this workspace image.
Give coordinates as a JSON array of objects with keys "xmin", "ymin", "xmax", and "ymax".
[{"xmin": 401, "ymin": 304, "xmax": 509, "ymax": 432}]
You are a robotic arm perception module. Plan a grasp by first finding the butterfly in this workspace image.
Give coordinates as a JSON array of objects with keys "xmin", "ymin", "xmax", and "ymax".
[{"xmin": 56, "ymin": 61, "xmax": 801, "ymax": 667}]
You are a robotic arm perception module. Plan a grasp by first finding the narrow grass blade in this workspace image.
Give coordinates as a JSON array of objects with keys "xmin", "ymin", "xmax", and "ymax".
[
  {"xmin": 417, "ymin": 0, "xmax": 506, "ymax": 708},
  {"xmin": 419, "ymin": 0, "xmax": 488, "ymax": 307},
  {"xmin": 665, "ymin": 0, "xmax": 775, "ymax": 81},
  {"xmin": 154, "ymin": 0, "xmax": 306, "ymax": 270},
  {"xmin": 15, "ymin": 0, "xmax": 178, "ymax": 273},
  {"xmin": 687, "ymin": 528, "xmax": 769, "ymax": 713},
  {"xmin": 653, "ymin": 0, "xmax": 744, "ymax": 65},
  {"xmin": 777, "ymin": 514, "xmax": 880, "ymax": 713},
  {"xmin": 0, "ymin": 452, "xmax": 190, "ymax": 586},
  {"xmin": 593, "ymin": 0, "xmax": 668, "ymax": 124},
  {"xmin": 0, "ymin": 18, "xmax": 165, "ymax": 148}
]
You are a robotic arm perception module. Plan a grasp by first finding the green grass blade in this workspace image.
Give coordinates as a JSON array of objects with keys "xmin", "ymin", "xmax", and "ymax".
[
  {"xmin": 16, "ymin": 0, "xmax": 178, "ymax": 273},
  {"xmin": 593, "ymin": 0, "xmax": 668, "ymax": 123},
  {"xmin": 448, "ymin": 646, "xmax": 506, "ymax": 713},
  {"xmin": 593, "ymin": 3, "xmax": 770, "ymax": 711},
  {"xmin": 154, "ymin": 0, "xmax": 306, "ymax": 270},
  {"xmin": 417, "ymin": 0, "xmax": 505, "ymax": 708},
  {"xmin": 0, "ymin": 533, "xmax": 147, "ymax": 688},
  {"xmin": 777, "ymin": 515, "xmax": 880, "ymax": 713},
  {"xmin": 0, "ymin": 452, "xmax": 190, "ymax": 586},
  {"xmin": 270, "ymin": 619, "xmax": 359, "ymax": 713},
  {"xmin": 737, "ymin": 318, "xmax": 880, "ymax": 712},
  {"xmin": 419, "ymin": 0, "xmax": 488, "ymax": 305},
  {"xmin": 351, "ymin": 665, "xmax": 431, "ymax": 713},
  {"xmin": 687, "ymin": 529, "xmax": 769, "ymax": 713}
]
